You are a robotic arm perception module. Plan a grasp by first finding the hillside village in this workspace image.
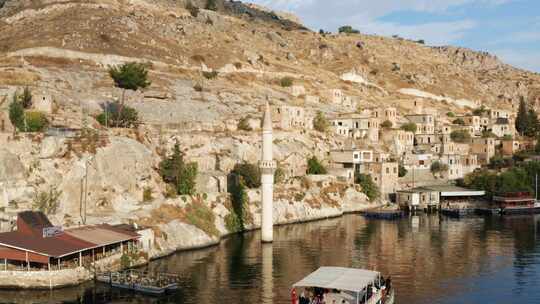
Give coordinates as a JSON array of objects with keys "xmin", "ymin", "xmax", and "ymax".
[{"xmin": 0, "ymin": 0, "xmax": 540, "ymax": 254}]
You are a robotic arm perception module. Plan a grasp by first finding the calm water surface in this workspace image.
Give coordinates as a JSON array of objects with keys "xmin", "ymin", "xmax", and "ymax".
[{"xmin": 1, "ymin": 214, "xmax": 540, "ymax": 304}]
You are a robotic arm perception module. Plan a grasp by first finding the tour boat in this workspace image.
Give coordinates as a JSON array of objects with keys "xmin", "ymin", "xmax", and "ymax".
[
  {"xmin": 493, "ymin": 192, "xmax": 540, "ymax": 215},
  {"xmin": 291, "ymin": 267, "xmax": 395, "ymax": 304}
]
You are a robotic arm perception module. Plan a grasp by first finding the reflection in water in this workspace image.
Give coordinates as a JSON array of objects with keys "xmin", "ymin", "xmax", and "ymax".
[{"xmin": 2, "ymin": 214, "xmax": 540, "ymax": 303}]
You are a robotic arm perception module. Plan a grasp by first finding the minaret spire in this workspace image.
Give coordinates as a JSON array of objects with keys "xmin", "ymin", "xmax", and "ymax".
[{"xmin": 260, "ymin": 101, "xmax": 276, "ymax": 243}]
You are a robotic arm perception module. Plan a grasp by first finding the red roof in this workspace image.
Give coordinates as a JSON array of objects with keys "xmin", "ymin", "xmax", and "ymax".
[{"xmin": 0, "ymin": 224, "xmax": 140, "ymax": 258}]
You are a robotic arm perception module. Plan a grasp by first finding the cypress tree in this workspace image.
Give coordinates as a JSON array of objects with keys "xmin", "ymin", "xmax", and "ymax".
[
  {"xmin": 526, "ymin": 108, "xmax": 539, "ymax": 137},
  {"xmin": 516, "ymin": 98, "xmax": 529, "ymax": 136}
]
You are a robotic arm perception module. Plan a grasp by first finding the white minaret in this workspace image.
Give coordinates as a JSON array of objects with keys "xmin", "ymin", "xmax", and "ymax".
[{"xmin": 260, "ymin": 102, "xmax": 276, "ymax": 243}]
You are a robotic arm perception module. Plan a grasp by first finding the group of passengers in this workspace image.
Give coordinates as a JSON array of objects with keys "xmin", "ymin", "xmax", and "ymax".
[{"xmin": 296, "ymin": 277, "xmax": 391, "ymax": 304}]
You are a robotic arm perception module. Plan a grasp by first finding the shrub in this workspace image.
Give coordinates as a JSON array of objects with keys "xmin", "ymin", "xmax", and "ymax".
[
  {"xmin": 453, "ymin": 118, "xmax": 465, "ymax": 125},
  {"xmin": 193, "ymin": 83, "xmax": 203, "ymax": 92},
  {"xmin": 279, "ymin": 77, "xmax": 293, "ymax": 87},
  {"xmin": 32, "ymin": 186, "xmax": 61, "ymax": 215},
  {"xmin": 400, "ymin": 122, "xmax": 417, "ymax": 133},
  {"xmin": 338, "ymin": 25, "xmax": 360, "ymax": 34},
  {"xmin": 143, "ymin": 187, "xmax": 153, "ymax": 202},
  {"xmin": 96, "ymin": 102, "xmax": 139, "ymax": 128},
  {"xmin": 232, "ymin": 162, "xmax": 261, "ymax": 189},
  {"xmin": 205, "ymin": 0, "xmax": 217, "ymax": 11},
  {"xmin": 8, "ymin": 99, "xmax": 24, "ymax": 131},
  {"xmin": 233, "ymin": 62, "xmax": 242, "ymax": 69},
  {"xmin": 482, "ymin": 130, "xmax": 496, "ymax": 138},
  {"xmin": 398, "ymin": 165, "xmax": 408, "ymax": 178},
  {"xmin": 226, "ymin": 181, "xmax": 251, "ymax": 233},
  {"xmin": 307, "ymin": 156, "xmax": 327, "ymax": 175},
  {"xmin": 186, "ymin": 1, "xmax": 200, "ymax": 17},
  {"xmin": 447, "ymin": 112, "xmax": 455, "ymax": 117},
  {"xmin": 274, "ymin": 166, "xmax": 285, "ymax": 184},
  {"xmin": 25, "ymin": 111, "xmax": 49, "ymax": 132},
  {"xmin": 416, "ymin": 39, "xmax": 425, "ymax": 44},
  {"xmin": 191, "ymin": 54, "xmax": 205, "ymax": 63},
  {"xmin": 450, "ymin": 129, "xmax": 471, "ymax": 143},
  {"xmin": 430, "ymin": 161, "xmax": 449, "ymax": 174},
  {"xmin": 313, "ymin": 111, "xmax": 329, "ymax": 132},
  {"xmin": 185, "ymin": 201, "xmax": 219, "ymax": 237},
  {"xmin": 473, "ymin": 105, "xmax": 487, "ymax": 116},
  {"xmin": 237, "ymin": 117, "xmax": 252, "ymax": 131},
  {"xmin": 159, "ymin": 142, "xmax": 198, "ymax": 195},
  {"xmin": 202, "ymin": 71, "xmax": 218, "ymax": 80},
  {"xmin": 381, "ymin": 120, "xmax": 393, "ymax": 129},
  {"xmin": 503, "ymin": 134, "xmax": 513, "ymax": 140},
  {"xmin": 109, "ymin": 62, "xmax": 151, "ymax": 91},
  {"xmin": 355, "ymin": 174, "xmax": 379, "ymax": 201}
]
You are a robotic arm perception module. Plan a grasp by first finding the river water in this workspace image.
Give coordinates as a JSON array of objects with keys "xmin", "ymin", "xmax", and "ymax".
[{"xmin": 1, "ymin": 214, "xmax": 540, "ymax": 304}]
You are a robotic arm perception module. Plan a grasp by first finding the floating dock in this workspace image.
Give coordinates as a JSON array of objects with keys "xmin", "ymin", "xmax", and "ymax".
[
  {"xmin": 362, "ymin": 210, "xmax": 404, "ymax": 220},
  {"xmin": 440, "ymin": 208, "xmax": 476, "ymax": 218},
  {"xmin": 96, "ymin": 270, "xmax": 180, "ymax": 296}
]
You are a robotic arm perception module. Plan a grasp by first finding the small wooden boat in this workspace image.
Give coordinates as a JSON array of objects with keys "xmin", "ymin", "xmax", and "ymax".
[{"xmin": 291, "ymin": 267, "xmax": 394, "ymax": 304}]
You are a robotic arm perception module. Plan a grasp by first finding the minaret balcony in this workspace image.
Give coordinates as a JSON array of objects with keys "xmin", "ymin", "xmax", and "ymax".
[{"xmin": 259, "ymin": 160, "xmax": 277, "ymax": 170}]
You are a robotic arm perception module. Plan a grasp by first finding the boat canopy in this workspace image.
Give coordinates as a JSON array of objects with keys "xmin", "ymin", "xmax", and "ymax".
[{"xmin": 292, "ymin": 267, "xmax": 380, "ymax": 293}]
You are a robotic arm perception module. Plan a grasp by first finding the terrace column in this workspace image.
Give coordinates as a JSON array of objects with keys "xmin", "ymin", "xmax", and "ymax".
[
  {"xmin": 79, "ymin": 252, "xmax": 82, "ymax": 267},
  {"xmin": 57, "ymin": 258, "xmax": 60, "ymax": 270},
  {"xmin": 25, "ymin": 251, "xmax": 29, "ymax": 271},
  {"xmin": 4, "ymin": 258, "xmax": 6, "ymax": 271},
  {"xmin": 92, "ymin": 249, "xmax": 95, "ymax": 264}
]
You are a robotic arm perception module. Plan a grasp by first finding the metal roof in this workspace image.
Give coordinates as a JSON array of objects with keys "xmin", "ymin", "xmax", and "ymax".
[
  {"xmin": 0, "ymin": 224, "xmax": 139, "ymax": 258},
  {"xmin": 293, "ymin": 267, "xmax": 380, "ymax": 293}
]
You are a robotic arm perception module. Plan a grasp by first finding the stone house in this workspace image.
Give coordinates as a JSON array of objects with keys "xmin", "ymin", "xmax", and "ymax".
[
  {"xmin": 305, "ymin": 95, "xmax": 320, "ymax": 104},
  {"xmin": 403, "ymin": 152, "xmax": 433, "ymax": 170},
  {"xmin": 405, "ymin": 114, "xmax": 435, "ymax": 134},
  {"xmin": 457, "ymin": 115, "xmax": 482, "ymax": 134},
  {"xmin": 272, "ymin": 105, "xmax": 307, "ymax": 130},
  {"xmin": 327, "ymin": 89, "xmax": 355, "ymax": 108},
  {"xmin": 330, "ymin": 115, "xmax": 379, "ymax": 142},
  {"xmin": 489, "ymin": 109, "xmax": 510, "ymax": 120},
  {"xmin": 290, "ymin": 85, "xmax": 306, "ymax": 97},
  {"xmin": 490, "ymin": 118, "xmax": 514, "ymax": 138},
  {"xmin": 360, "ymin": 161, "xmax": 399, "ymax": 194},
  {"xmin": 470, "ymin": 137, "xmax": 496, "ymax": 164},
  {"xmin": 501, "ymin": 138, "xmax": 536, "ymax": 156},
  {"xmin": 397, "ymin": 188, "xmax": 440, "ymax": 211},
  {"xmin": 374, "ymin": 107, "xmax": 398, "ymax": 125},
  {"xmin": 282, "ymin": 152, "xmax": 308, "ymax": 178},
  {"xmin": 329, "ymin": 148, "xmax": 373, "ymax": 178},
  {"xmin": 380, "ymin": 129, "xmax": 414, "ymax": 155},
  {"xmin": 33, "ymin": 93, "xmax": 54, "ymax": 113}
]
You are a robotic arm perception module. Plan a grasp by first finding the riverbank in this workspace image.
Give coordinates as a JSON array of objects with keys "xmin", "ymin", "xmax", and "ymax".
[{"xmin": 0, "ymin": 176, "xmax": 379, "ymax": 289}]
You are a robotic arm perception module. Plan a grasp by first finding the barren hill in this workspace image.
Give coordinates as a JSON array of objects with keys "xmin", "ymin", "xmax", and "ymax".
[{"xmin": 0, "ymin": 0, "xmax": 539, "ymax": 235}]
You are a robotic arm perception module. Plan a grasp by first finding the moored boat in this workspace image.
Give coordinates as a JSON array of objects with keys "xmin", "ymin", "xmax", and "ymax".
[{"xmin": 291, "ymin": 266, "xmax": 394, "ymax": 304}]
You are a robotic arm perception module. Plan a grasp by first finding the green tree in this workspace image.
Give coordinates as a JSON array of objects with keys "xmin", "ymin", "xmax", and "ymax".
[
  {"xmin": 159, "ymin": 142, "xmax": 198, "ymax": 195},
  {"xmin": 525, "ymin": 108, "xmax": 539, "ymax": 137},
  {"xmin": 8, "ymin": 98, "xmax": 24, "ymax": 131},
  {"xmin": 205, "ymin": 0, "xmax": 217, "ymax": 11},
  {"xmin": 108, "ymin": 62, "xmax": 151, "ymax": 126},
  {"xmin": 307, "ymin": 156, "xmax": 327, "ymax": 175},
  {"xmin": 32, "ymin": 186, "xmax": 62, "ymax": 215},
  {"xmin": 516, "ymin": 97, "xmax": 528, "ymax": 136},
  {"xmin": 231, "ymin": 162, "xmax": 261, "ymax": 189},
  {"xmin": 400, "ymin": 122, "xmax": 417, "ymax": 133},
  {"xmin": 398, "ymin": 164, "xmax": 408, "ymax": 178},
  {"xmin": 452, "ymin": 118, "xmax": 465, "ymax": 125},
  {"xmin": 473, "ymin": 105, "xmax": 487, "ymax": 116},
  {"xmin": 450, "ymin": 129, "xmax": 471, "ymax": 143},
  {"xmin": 355, "ymin": 174, "xmax": 379, "ymax": 201},
  {"xmin": 338, "ymin": 25, "xmax": 360, "ymax": 34},
  {"xmin": 430, "ymin": 161, "xmax": 449, "ymax": 174},
  {"xmin": 447, "ymin": 112, "xmax": 455, "ymax": 117},
  {"xmin": 313, "ymin": 111, "xmax": 329, "ymax": 132},
  {"xmin": 381, "ymin": 120, "xmax": 393, "ymax": 129},
  {"xmin": 237, "ymin": 117, "xmax": 252, "ymax": 131}
]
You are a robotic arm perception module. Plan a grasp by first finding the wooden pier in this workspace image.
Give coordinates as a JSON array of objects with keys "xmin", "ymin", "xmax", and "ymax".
[{"xmin": 96, "ymin": 270, "xmax": 180, "ymax": 296}]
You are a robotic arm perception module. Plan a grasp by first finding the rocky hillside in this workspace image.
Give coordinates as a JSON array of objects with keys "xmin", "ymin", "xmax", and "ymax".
[{"xmin": 0, "ymin": 0, "xmax": 539, "ymax": 235}]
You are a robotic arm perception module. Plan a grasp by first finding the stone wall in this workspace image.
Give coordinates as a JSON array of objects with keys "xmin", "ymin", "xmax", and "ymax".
[{"xmin": 0, "ymin": 268, "xmax": 92, "ymax": 289}]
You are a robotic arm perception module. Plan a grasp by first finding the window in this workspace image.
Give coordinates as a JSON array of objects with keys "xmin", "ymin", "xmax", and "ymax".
[{"xmin": 386, "ymin": 168, "xmax": 390, "ymax": 174}]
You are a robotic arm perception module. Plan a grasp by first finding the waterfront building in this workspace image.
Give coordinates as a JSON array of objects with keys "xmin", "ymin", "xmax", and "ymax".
[
  {"xmin": 0, "ymin": 211, "xmax": 141, "ymax": 271},
  {"xmin": 397, "ymin": 185, "xmax": 485, "ymax": 211},
  {"xmin": 260, "ymin": 103, "xmax": 276, "ymax": 243}
]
